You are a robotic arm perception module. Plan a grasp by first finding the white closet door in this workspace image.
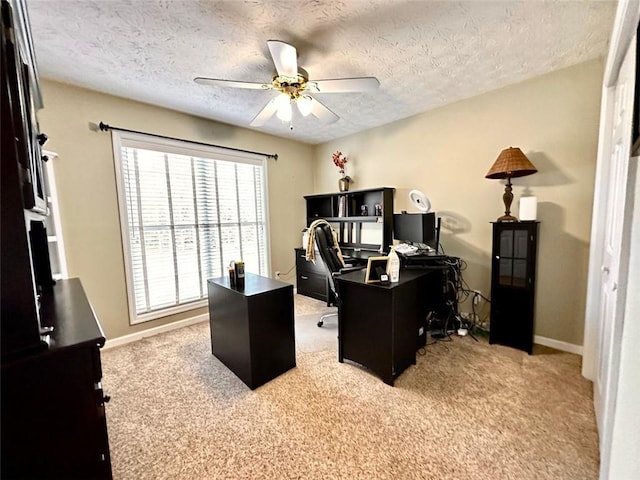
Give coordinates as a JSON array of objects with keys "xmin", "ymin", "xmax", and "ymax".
[{"xmin": 591, "ymin": 27, "xmax": 636, "ymax": 480}]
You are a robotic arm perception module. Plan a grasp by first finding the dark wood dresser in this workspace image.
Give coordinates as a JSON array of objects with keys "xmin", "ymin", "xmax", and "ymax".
[{"xmin": 1, "ymin": 279, "xmax": 112, "ymax": 479}]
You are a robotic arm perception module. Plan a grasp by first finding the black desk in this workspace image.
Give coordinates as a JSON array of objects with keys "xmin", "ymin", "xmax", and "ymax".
[
  {"xmin": 335, "ymin": 269, "xmax": 435, "ymax": 386},
  {"xmin": 399, "ymin": 253, "xmax": 460, "ymax": 329},
  {"xmin": 295, "ymin": 247, "xmax": 382, "ymax": 304},
  {"xmin": 340, "ymin": 248, "xmax": 383, "ymax": 265},
  {"xmin": 398, "ymin": 251, "xmax": 449, "ymax": 268},
  {"xmin": 207, "ymin": 273, "xmax": 295, "ymax": 389}
]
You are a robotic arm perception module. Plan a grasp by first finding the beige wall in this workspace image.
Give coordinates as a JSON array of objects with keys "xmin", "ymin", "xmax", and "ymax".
[
  {"xmin": 39, "ymin": 58, "xmax": 602, "ymax": 345},
  {"xmin": 38, "ymin": 80, "xmax": 314, "ymax": 339},
  {"xmin": 314, "ymin": 59, "xmax": 604, "ymax": 346}
]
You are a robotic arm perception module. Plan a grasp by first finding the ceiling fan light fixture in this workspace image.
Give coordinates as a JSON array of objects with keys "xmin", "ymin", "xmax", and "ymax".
[
  {"xmin": 297, "ymin": 95, "xmax": 313, "ymax": 116},
  {"xmin": 275, "ymin": 94, "xmax": 293, "ymax": 122}
]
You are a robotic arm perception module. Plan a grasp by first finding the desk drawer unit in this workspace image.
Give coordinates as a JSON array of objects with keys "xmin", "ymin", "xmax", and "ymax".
[
  {"xmin": 207, "ymin": 274, "xmax": 296, "ymax": 390},
  {"xmin": 335, "ymin": 269, "xmax": 426, "ymax": 386},
  {"xmin": 295, "ymin": 248, "xmax": 328, "ymax": 302}
]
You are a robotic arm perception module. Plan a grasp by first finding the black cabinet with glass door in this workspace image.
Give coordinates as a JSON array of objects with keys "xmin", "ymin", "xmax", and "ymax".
[{"xmin": 489, "ymin": 222, "xmax": 539, "ymax": 354}]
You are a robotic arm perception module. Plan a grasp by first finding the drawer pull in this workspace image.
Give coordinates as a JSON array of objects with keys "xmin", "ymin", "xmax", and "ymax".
[{"xmin": 301, "ymin": 275, "xmax": 309, "ymax": 280}]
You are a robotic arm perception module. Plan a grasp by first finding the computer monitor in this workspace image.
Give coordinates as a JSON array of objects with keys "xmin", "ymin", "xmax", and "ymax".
[{"xmin": 393, "ymin": 212, "xmax": 437, "ymax": 250}]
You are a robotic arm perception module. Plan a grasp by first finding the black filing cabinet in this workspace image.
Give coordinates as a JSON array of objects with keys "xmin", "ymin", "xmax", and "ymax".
[
  {"xmin": 295, "ymin": 247, "xmax": 330, "ymax": 302},
  {"xmin": 207, "ymin": 273, "xmax": 296, "ymax": 389},
  {"xmin": 489, "ymin": 222, "xmax": 539, "ymax": 354}
]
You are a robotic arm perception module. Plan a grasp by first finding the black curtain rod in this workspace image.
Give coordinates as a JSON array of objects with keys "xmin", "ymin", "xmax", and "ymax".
[{"xmin": 98, "ymin": 122, "xmax": 278, "ymax": 161}]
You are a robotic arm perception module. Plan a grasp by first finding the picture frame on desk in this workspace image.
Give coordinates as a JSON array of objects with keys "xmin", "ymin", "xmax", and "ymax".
[{"xmin": 365, "ymin": 256, "xmax": 389, "ymax": 284}]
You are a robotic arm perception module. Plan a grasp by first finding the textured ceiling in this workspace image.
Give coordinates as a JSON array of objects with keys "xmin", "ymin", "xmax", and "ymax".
[{"xmin": 27, "ymin": 0, "xmax": 616, "ymax": 145}]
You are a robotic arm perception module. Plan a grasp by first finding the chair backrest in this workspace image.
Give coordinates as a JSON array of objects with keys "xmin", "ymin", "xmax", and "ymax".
[{"xmin": 313, "ymin": 223, "xmax": 343, "ymax": 298}]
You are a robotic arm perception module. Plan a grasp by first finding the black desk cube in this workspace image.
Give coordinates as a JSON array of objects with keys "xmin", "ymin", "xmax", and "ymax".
[
  {"xmin": 335, "ymin": 269, "xmax": 432, "ymax": 386},
  {"xmin": 207, "ymin": 273, "xmax": 295, "ymax": 389}
]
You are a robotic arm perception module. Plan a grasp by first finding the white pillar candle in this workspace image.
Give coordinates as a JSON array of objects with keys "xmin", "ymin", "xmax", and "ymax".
[{"xmin": 519, "ymin": 196, "xmax": 538, "ymax": 221}]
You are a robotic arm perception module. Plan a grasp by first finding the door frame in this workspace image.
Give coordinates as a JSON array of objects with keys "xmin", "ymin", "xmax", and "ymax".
[
  {"xmin": 583, "ymin": 0, "xmax": 637, "ymax": 381},
  {"xmin": 582, "ymin": 1, "xmax": 639, "ymax": 478}
]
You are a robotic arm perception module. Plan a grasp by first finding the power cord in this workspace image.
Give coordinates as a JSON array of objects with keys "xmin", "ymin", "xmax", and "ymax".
[
  {"xmin": 425, "ymin": 255, "xmax": 492, "ymax": 343},
  {"xmin": 275, "ymin": 264, "xmax": 296, "ymax": 279}
]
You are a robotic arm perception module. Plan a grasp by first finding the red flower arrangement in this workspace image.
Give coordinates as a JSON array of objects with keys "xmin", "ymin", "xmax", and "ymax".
[{"xmin": 332, "ymin": 151, "xmax": 348, "ymax": 174}]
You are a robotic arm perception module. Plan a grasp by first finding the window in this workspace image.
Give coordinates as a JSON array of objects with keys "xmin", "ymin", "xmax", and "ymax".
[{"xmin": 112, "ymin": 131, "xmax": 270, "ymax": 324}]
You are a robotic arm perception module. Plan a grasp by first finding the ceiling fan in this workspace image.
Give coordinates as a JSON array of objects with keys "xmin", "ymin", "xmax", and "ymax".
[{"xmin": 194, "ymin": 40, "xmax": 379, "ymax": 128}]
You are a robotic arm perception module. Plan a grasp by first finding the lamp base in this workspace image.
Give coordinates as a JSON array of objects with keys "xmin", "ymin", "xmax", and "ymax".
[{"xmin": 497, "ymin": 177, "xmax": 518, "ymax": 222}]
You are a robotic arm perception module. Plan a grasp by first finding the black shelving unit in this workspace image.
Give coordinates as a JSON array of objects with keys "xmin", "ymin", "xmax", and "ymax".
[
  {"xmin": 297, "ymin": 187, "xmax": 395, "ymax": 303},
  {"xmin": 304, "ymin": 187, "xmax": 395, "ymax": 250}
]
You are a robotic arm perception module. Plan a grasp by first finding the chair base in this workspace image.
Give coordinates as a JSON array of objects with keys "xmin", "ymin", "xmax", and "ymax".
[{"xmin": 318, "ymin": 311, "xmax": 338, "ymax": 328}]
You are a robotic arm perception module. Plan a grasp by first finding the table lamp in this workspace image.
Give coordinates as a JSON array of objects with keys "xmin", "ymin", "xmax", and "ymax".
[{"xmin": 485, "ymin": 147, "xmax": 537, "ymax": 222}]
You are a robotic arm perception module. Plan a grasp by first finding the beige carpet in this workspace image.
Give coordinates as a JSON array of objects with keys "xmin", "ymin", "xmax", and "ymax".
[{"xmin": 101, "ymin": 295, "xmax": 598, "ymax": 479}]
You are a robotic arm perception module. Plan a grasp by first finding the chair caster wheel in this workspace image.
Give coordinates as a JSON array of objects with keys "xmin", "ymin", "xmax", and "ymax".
[{"xmin": 317, "ymin": 321, "xmax": 324, "ymax": 327}]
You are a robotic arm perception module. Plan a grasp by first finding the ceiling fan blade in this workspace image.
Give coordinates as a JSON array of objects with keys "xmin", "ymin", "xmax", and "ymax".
[
  {"xmin": 250, "ymin": 97, "xmax": 280, "ymax": 127},
  {"xmin": 267, "ymin": 40, "xmax": 298, "ymax": 78},
  {"xmin": 194, "ymin": 77, "xmax": 270, "ymax": 90},
  {"xmin": 308, "ymin": 96, "xmax": 339, "ymax": 124},
  {"xmin": 309, "ymin": 77, "xmax": 380, "ymax": 93}
]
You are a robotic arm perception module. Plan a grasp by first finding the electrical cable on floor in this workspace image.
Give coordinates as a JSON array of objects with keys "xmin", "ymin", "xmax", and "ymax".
[
  {"xmin": 431, "ymin": 255, "xmax": 490, "ymax": 343},
  {"xmin": 417, "ymin": 253, "xmax": 492, "ymax": 346},
  {"xmin": 433, "ymin": 309, "xmax": 454, "ymax": 342}
]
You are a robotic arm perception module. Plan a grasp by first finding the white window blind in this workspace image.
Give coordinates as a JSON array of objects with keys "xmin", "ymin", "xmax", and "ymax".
[{"xmin": 112, "ymin": 131, "xmax": 270, "ymax": 324}]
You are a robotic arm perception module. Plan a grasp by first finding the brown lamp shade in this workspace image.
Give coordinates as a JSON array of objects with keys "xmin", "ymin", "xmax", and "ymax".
[{"xmin": 485, "ymin": 147, "xmax": 537, "ymax": 179}]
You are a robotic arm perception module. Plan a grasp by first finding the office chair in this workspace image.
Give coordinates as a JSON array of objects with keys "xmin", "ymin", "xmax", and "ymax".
[{"xmin": 312, "ymin": 222, "xmax": 364, "ymax": 327}]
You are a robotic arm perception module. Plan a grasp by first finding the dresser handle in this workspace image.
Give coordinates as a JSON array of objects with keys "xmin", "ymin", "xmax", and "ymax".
[{"xmin": 301, "ymin": 275, "xmax": 309, "ymax": 280}]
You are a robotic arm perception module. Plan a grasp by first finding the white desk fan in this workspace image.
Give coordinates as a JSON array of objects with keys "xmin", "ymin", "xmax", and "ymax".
[
  {"xmin": 407, "ymin": 189, "xmax": 439, "ymax": 255},
  {"xmin": 409, "ymin": 189, "xmax": 431, "ymax": 213}
]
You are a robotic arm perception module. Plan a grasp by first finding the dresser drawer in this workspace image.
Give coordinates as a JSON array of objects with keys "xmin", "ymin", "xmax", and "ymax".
[
  {"xmin": 297, "ymin": 271, "xmax": 327, "ymax": 302},
  {"xmin": 295, "ymin": 248, "xmax": 327, "ymax": 276}
]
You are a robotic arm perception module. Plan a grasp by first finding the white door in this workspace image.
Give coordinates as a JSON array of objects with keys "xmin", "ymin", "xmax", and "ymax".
[{"xmin": 594, "ymin": 38, "xmax": 635, "ymax": 475}]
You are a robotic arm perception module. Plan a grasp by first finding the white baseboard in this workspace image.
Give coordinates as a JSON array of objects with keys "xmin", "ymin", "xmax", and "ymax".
[
  {"xmin": 101, "ymin": 312, "xmax": 582, "ymax": 356},
  {"xmin": 103, "ymin": 313, "xmax": 208, "ymax": 350},
  {"xmin": 534, "ymin": 335, "xmax": 583, "ymax": 355}
]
